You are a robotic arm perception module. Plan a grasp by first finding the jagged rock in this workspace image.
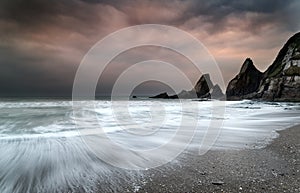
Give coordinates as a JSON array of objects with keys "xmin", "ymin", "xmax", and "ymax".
[
  {"xmin": 194, "ymin": 74, "xmax": 213, "ymax": 98},
  {"xmin": 226, "ymin": 32, "xmax": 300, "ymax": 101},
  {"xmin": 263, "ymin": 33, "xmax": 300, "ymax": 79},
  {"xmin": 149, "ymin": 92, "xmax": 170, "ymax": 99},
  {"xmin": 175, "ymin": 89, "xmax": 197, "ymax": 99},
  {"xmin": 149, "ymin": 74, "xmax": 213, "ymax": 99},
  {"xmin": 256, "ymin": 32, "xmax": 300, "ymax": 101},
  {"xmin": 226, "ymin": 58, "xmax": 263, "ymax": 100},
  {"xmin": 149, "ymin": 33, "xmax": 300, "ymax": 102},
  {"xmin": 211, "ymin": 84, "xmax": 225, "ymax": 100}
]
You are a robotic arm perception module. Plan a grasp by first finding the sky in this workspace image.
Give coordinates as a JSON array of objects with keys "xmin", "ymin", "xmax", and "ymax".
[{"xmin": 0, "ymin": 0, "xmax": 299, "ymax": 96}]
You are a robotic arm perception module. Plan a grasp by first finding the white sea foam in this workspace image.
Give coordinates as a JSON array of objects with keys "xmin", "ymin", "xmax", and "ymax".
[{"xmin": 0, "ymin": 99, "xmax": 299, "ymax": 192}]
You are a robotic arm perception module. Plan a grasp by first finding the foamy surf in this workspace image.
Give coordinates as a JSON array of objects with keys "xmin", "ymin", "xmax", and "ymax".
[{"xmin": 0, "ymin": 100, "xmax": 299, "ymax": 192}]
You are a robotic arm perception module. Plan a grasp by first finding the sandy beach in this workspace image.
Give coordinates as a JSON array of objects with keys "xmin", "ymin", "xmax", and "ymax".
[{"xmin": 118, "ymin": 125, "xmax": 300, "ymax": 193}]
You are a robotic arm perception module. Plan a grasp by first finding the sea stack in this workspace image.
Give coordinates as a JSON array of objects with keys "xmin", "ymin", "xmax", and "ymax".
[
  {"xmin": 226, "ymin": 58, "xmax": 263, "ymax": 100},
  {"xmin": 194, "ymin": 74, "xmax": 213, "ymax": 98},
  {"xmin": 150, "ymin": 74, "xmax": 213, "ymax": 99}
]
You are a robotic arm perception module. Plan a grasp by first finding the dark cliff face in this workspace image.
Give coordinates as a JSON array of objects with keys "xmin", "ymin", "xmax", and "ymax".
[
  {"xmin": 256, "ymin": 32, "xmax": 300, "ymax": 101},
  {"xmin": 194, "ymin": 74, "xmax": 213, "ymax": 98},
  {"xmin": 226, "ymin": 58, "xmax": 263, "ymax": 100},
  {"xmin": 150, "ymin": 32, "xmax": 300, "ymax": 101},
  {"xmin": 226, "ymin": 32, "xmax": 300, "ymax": 102},
  {"xmin": 264, "ymin": 32, "xmax": 300, "ymax": 79}
]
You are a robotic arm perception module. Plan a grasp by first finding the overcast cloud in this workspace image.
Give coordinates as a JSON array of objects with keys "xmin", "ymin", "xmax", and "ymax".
[{"xmin": 0, "ymin": 0, "xmax": 299, "ymax": 96}]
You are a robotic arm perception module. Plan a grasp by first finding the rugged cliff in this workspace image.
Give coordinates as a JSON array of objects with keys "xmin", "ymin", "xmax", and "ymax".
[
  {"xmin": 151, "ymin": 32, "xmax": 300, "ymax": 101},
  {"xmin": 226, "ymin": 32, "xmax": 300, "ymax": 102},
  {"xmin": 226, "ymin": 58, "xmax": 263, "ymax": 100},
  {"xmin": 256, "ymin": 32, "xmax": 300, "ymax": 101}
]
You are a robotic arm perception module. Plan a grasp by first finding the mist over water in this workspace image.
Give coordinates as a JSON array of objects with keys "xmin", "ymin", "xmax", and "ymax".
[{"xmin": 0, "ymin": 99, "xmax": 299, "ymax": 192}]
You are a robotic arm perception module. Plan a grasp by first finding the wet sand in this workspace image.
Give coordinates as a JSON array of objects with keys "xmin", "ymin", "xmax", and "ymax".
[{"xmin": 123, "ymin": 125, "xmax": 300, "ymax": 193}]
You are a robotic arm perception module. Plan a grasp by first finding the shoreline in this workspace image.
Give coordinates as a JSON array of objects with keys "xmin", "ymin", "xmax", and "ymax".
[{"xmin": 121, "ymin": 125, "xmax": 300, "ymax": 193}]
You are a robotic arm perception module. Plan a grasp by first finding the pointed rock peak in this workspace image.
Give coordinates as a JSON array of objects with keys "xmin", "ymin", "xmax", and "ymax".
[
  {"xmin": 226, "ymin": 59, "xmax": 263, "ymax": 100},
  {"xmin": 211, "ymin": 84, "xmax": 225, "ymax": 100},
  {"xmin": 194, "ymin": 73, "xmax": 213, "ymax": 98},
  {"xmin": 286, "ymin": 31, "xmax": 300, "ymax": 45},
  {"xmin": 197, "ymin": 73, "xmax": 213, "ymax": 88},
  {"xmin": 240, "ymin": 58, "xmax": 259, "ymax": 74}
]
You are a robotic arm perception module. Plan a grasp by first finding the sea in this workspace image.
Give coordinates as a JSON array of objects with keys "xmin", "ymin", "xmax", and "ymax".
[{"xmin": 0, "ymin": 98, "xmax": 299, "ymax": 193}]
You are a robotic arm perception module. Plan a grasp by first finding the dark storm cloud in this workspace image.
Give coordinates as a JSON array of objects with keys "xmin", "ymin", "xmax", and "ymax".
[
  {"xmin": 0, "ymin": 0, "xmax": 114, "ymax": 38},
  {"xmin": 0, "ymin": 0, "xmax": 299, "ymax": 96},
  {"xmin": 0, "ymin": 0, "xmax": 298, "ymax": 32},
  {"xmin": 182, "ymin": 0, "xmax": 299, "ymax": 33},
  {"xmin": 0, "ymin": 0, "xmax": 128, "ymax": 96},
  {"xmin": 0, "ymin": 0, "xmax": 92, "ymax": 25},
  {"xmin": 79, "ymin": 0, "xmax": 300, "ymax": 32},
  {"xmin": 0, "ymin": 43, "xmax": 76, "ymax": 96},
  {"xmin": 188, "ymin": 0, "xmax": 292, "ymax": 14}
]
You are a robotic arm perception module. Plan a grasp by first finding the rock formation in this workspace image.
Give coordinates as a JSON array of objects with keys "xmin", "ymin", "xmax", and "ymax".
[
  {"xmin": 226, "ymin": 58, "xmax": 263, "ymax": 100},
  {"xmin": 256, "ymin": 32, "xmax": 300, "ymax": 101},
  {"xmin": 172, "ymin": 90, "xmax": 197, "ymax": 99},
  {"xmin": 211, "ymin": 84, "xmax": 225, "ymax": 100},
  {"xmin": 150, "ymin": 74, "xmax": 214, "ymax": 99},
  {"xmin": 149, "ymin": 92, "xmax": 170, "ymax": 99},
  {"xmin": 226, "ymin": 32, "xmax": 300, "ymax": 101},
  {"xmin": 194, "ymin": 74, "xmax": 213, "ymax": 98},
  {"xmin": 150, "ymin": 32, "xmax": 300, "ymax": 102}
]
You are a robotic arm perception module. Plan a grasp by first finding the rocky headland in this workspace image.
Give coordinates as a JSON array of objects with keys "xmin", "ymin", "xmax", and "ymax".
[
  {"xmin": 226, "ymin": 32, "xmax": 300, "ymax": 101},
  {"xmin": 151, "ymin": 32, "xmax": 300, "ymax": 102}
]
